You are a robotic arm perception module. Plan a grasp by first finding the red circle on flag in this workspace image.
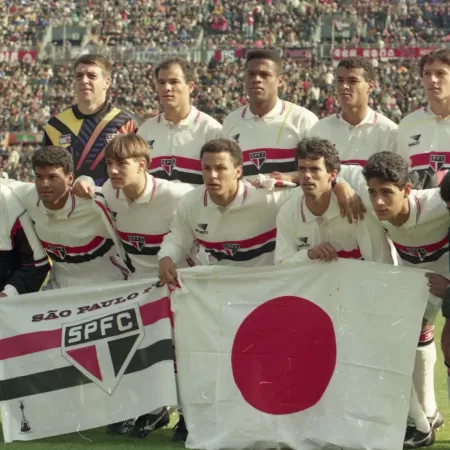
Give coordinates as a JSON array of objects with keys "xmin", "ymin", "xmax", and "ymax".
[{"xmin": 231, "ymin": 295, "xmax": 336, "ymax": 415}]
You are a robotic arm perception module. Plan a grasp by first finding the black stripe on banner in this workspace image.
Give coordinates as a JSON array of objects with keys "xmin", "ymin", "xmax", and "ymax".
[
  {"xmin": 0, "ymin": 339, "xmax": 173, "ymax": 401},
  {"xmin": 206, "ymin": 241, "xmax": 275, "ymax": 262}
]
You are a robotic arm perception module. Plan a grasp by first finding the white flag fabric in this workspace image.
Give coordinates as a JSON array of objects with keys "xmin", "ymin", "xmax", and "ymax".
[
  {"xmin": 173, "ymin": 260, "xmax": 429, "ymax": 450},
  {"xmin": 0, "ymin": 279, "xmax": 177, "ymax": 442}
]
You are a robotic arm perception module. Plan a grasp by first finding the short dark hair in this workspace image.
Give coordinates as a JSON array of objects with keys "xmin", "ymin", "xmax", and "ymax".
[
  {"xmin": 73, "ymin": 54, "xmax": 112, "ymax": 77},
  {"xmin": 419, "ymin": 48, "xmax": 450, "ymax": 77},
  {"xmin": 154, "ymin": 57, "xmax": 195, "ymax": 83},
  {"xmin": 363, "ymin": 152, "xmax": 410, "ymax": 188},
  {"xmin": 32, "ymin": 146, "xmax": 74, "ymax": 175},
  {"xmin": 337, "ymin": 57, "xmax": 375, "ymax": 81},
  {"xmin": 440, "ymin": 171, "xmax": 450, "ymax": 203},
  {"xmin": 104, "ymin": 134, "xmax": 150, "ymax": 169},
  {"xmin": 200, "ymin": 139, "xmax": 243, "ymax": 167},
  {"xmin": 245, "ymin": 49, "xmax": 282, "ymax": 74},
  {"xmin": 295, "ymin": 138, "xmax": 340, "ymax": 173}
]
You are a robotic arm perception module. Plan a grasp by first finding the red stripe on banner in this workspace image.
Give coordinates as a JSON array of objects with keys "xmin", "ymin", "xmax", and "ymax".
[
  {"xmin": 118, "ymin": 230, "xmax": 166, "ymax": 245},
  {"xmin": 337, "ymin": 248, "xmax": 362, "ymax": 259},
  {"xmin": 393, "ymin": 234, "xmax": 448, "ymax": 254},
  {"xmin": 0, "ymin": 296, "xmax": 171, "ymax": 360},
  {"xmin": 150, "ymin": 156, "xmax": 201, "ymax": 172},
  {"xmin": 41, "ymin": 236, "xmax": 106, "ymax": 255},
  {"xmin": 341, "ymin": 159, "xmax": 367, "ymax": 167},
  {"xmin": 410, "ymin": 152, "xmax": 450, "ymax": 169},
  {"xmin": 0, "ymin": 329, "xmax": 62, "ymax": 360},
  {"xmin": 242, "ymin": 148, "xmax": 295, "ymax": 162},
  {"xmin": 197, "ymin": 228, "xmax": 276, "ymax": 251}
]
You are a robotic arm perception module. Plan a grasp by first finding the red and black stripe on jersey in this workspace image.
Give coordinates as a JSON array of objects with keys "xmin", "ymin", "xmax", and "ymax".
[
  {"xmin": 149, "ymin": 156, "xmax": 203, "ymax": 185},
  {"xmin": 40, "ymin": 236, "xmax": 115, "ymax": 263},
  {"xmin": 118, "ymin": 230, "xmax": 166, "ymax": 256},
  {"xmin": 196, "ymin": 229, "xmax": 276, "ymax": 262},
  {"xmin": 392, "ymin": 235, "xmax": 449, "ymax": 264},
  {"xmin": 242, "ymin": 148, "xmax": 296, "ymax": 177}
]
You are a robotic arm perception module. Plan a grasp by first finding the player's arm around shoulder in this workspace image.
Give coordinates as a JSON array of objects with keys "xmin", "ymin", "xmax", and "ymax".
[
  {"xmin": 357, "ymin": 214, "xmax": 394, "ymax": 264},
  {"xmin": 3, "ymin": 179, "xmax": 37, "ymax": 210}
]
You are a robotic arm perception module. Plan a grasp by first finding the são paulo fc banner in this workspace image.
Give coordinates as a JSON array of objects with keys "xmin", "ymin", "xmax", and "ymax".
[
  {"xmin": 0, "ymin": 279, "xmax": 177, "ymax": 442},
  {"xmin": 173, "ymin": 261, "xmax": 429, "ymax": 450}
]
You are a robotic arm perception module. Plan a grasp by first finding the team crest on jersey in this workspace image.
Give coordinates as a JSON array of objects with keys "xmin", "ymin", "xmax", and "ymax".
[
  {"xmin": 223, "ymin": 243, "xmax": 240, "ymax": 256},
  {"xmin": 161, "ymin": 158, "xmax": 176, "ymax": 176},
  {"xmin": 48, "ymin": 245, "xmax": 67, "ymax": 260},
  {"xmin": 249, "ymin": 151, "xmax": 266, "ymax": 170},
  {"xmin": 59, "ymin": 134, "xmax": 71, "ymax": 145},
  {"xmin": 105, "ymin": 133, "xmax": 119, "ymax": 143},
  {"xmin": 406, "ymin": 247, "xmax": 427, "ymax": 261},
  {"xmin": 429, "ymin": 154, "xmax": 446, "ymax": 172},
  {"xmin": 62, "ymin": 306, "xmax": 144, "ymax": 395},
  {"xmin": 128, "ymin": 236, "xmax": 145, "ymax": 251},
  {"xmin": 148, "ymin": 140, "xmax": 155, "ymax": 149}
]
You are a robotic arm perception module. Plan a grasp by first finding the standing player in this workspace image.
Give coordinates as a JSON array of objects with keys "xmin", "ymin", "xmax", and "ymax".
[
  {"xmin": 0, "ymin": 184, "xmax": 50, "ymax": 297},
  {"xmin": 5, "ymin": 146, "xmax": 128, "ymax": 289},
  {"xmin": 308, "ymin": 57, "xmax": 398, "ymax": 166},
  {"xmin": 275, "ymin": 138, "xmax": 393, "ymax": 265},
  {"xmin": 138, "ymin": 57, "xmax": 222, "ymax": 186},
  {"xmin": 221, "ymin": 49, "xmax": 318, "ymax": 184},
  {"xmin": 44, "ymin": 54, "xmax": 139, "ymax": 186}
]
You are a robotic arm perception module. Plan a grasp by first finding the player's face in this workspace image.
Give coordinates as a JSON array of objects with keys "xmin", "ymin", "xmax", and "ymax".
[
  {"xmin": 244, "ymin": 59, "xmax": 282, "ymax": 105},
  {"xmin": 35, "ymin": 166, "xmax": 74, "ymax": 209},
  {"xmin": 75, "ymin": 64, "xmax": 110, "ymax": 105},
  {"xmin": 298, "ymin": 157, "xmax": 337, "ymax": 198},
  {"xmin": 367, "ymin": 178, "xmax": 411, "ymax": 221},
  {"xmin": 202, "ymin": 151, "xmax": 242, "ymax": 198},
  {"xmin": 335, "ymin": 67, "xmax": 373, "ymax": 109},
  {"xmin": 157, "ymin": 64, "xmax": 194, "ymax": 110},
  {"xmin": 422, "ymin": 60, "xmax": 450, "ymax": 103},
  {"xmin": 106, "ymin": 157, "xmax": 146, "ymax": 189}
]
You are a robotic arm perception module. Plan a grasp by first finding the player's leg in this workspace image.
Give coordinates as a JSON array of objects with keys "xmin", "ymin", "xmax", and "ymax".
[
  {"xmin": 128, "ymin": 407, "xmax": 170, "ymax": 438},
  {"xmin": 441, "ymin": 317, "xmax": 450, "ymax": 402},
  {"xmin": 172, "ymin": 346, "xmax": 188, "ymax": 443}
]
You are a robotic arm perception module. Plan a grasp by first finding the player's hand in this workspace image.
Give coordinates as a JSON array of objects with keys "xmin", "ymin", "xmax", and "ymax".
[
  {"xmin": 0, "ymin": 292, "xmax": 7, "ymax": 298},
  {"xmin": 426, "ymin": 272, "xmax": 450, "ymax": 299},
  {"xmin": 72, "ymin": 180, "xmax": 95, "ymax": 199},
  {"xmin": 441, "ymin": 318, "xmax": 450, "ymax": 367},
  {"xmin": 333, "ymin": 181, "xmax": 365, "ymax": 224},
  {"xmin": 307, "ymin": 243, "xmax": 339, "ymax": 262},
  {"xmin": 269, "ymin": 172, "xmax": 298, "ymax": 184},
  {"xmin": 158, "ymin": 257, "xmax": 179, "ymax": 288}
]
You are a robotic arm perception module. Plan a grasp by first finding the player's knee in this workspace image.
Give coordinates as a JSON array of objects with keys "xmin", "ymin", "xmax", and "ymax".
[{"xmin": 418, "ymin": 325, "xmax": 434, "ymax": 347}]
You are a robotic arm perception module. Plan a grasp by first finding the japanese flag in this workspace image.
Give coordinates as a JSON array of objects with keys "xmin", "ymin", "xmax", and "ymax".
[{"xmin": 172, "ymin": 260, "xmax": 428, "ymax": 450}]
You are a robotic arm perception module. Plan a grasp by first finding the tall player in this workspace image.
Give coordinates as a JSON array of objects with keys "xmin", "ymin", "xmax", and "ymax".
[
  {"xmin": 44, "ymin": 54, "xmax": 139, "ymax": 185},
  {"xmin": 308, "ymin": 57, "xmax": 398, "ymax": 166},
  {"xmin": 221, "ymin": 49, "xmax": 318, "ymax": 184},
  {"xmin": 396, "ymin": 48, "xmax": 450, "ymax": 437},
  {"xmin": 138, "ymin": 57, "xmax": 222, "ymax": 186}
]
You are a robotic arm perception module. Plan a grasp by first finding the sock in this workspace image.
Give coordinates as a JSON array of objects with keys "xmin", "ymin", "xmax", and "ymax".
[
  {"xmin": 413, "ymin": 328, "xmax": 437, "ymax": 417},
  {"xmin": 409, "ymin": 386, "xmax": 431, "ymax": 434}
]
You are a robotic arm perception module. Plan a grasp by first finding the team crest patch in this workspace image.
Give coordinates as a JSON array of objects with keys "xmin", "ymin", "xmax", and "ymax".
[
  {"xmin": 249, "ymin": 151, "xmax": 266, "ymax": 170},
  {"xmin": 429, "ymin": 154, "xmax": 445, "ymax": 172},
  {"xmin": 62, "ymin": 305, "xmax": 144, "ymax": 395},
  {"xmin": 47, "ymin": 245, "xmax": 67, "ymax": 260},
  {"xmin": 406, "ymin": 247, "xmax": 426, "ymax": 261},
  {"xmin": 223, "ymin": 243, "xmax": 240, "ymax": 256},
  {"xmin": 59, "ymin": 134, "xmax": 71, "ymax": 145},
  {"xmin": 128, "ymin": 235, "xmax": 145, "ymax": 251},
  {"xmin": 161, "ymin": 158, "xmax": 176, "ymax": 176}
]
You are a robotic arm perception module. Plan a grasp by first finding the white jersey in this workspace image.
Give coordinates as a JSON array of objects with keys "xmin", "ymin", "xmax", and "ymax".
[
  {"xmin": 137, "ymin": 106, "xmax": 222, "ymax": 185},
  {"xmin": 222, "ymin": 98, "xmax": 318, "ymax": 178},
  {"xmin": 308, "ymin": 108, "xmax": 398, "ymax": 166},
  {"xmin": 158, "ymin": 181, "xmax": 291, "ymax": 267},
  {"xmin": 275, "ymin": 188, "xmax": 394, "ymax": 264},
  {"xmin": 7, "ymin": 181, "xmax": 128, "ymax": 289},
  {"xmin": 98, "ymin": 174, "xmax": 193, "ymax": 279},
  {"xmin": 340, "ymin": 165, "xmax": 449, "ymax": 274},
  {"xmin": 397, "ymin": 105, "xmax": 450, "ymax": 188}
]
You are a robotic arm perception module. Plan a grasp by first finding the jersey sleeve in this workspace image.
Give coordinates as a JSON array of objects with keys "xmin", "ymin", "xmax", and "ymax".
[
  {"xmin": 4, "ymin": 211, "xmax": 50, "ymax": 295},
  {"xmin": 6, "ymin": 180, "xmax": 37, "ymax": 210},
  {"xmin": 357, "ymin": 215, "xmax": 395, "ymax": 264},
  {"xmin": 158, "ymin": 198, "xmax": 196, "ymax": 264}
]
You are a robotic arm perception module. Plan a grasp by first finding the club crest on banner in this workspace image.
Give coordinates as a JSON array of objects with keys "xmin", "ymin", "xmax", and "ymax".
[{"xmin": 62, "ymin": 305, "xmax": 144, "ymax": 395}]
